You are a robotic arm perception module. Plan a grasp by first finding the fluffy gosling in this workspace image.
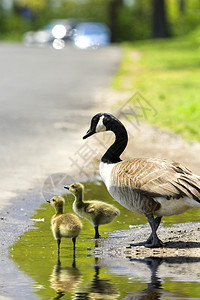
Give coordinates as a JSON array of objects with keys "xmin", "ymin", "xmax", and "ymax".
[
  {"xmin": 47, "ymin": 196, "xmax": 82, "ymax": 258},
  {"xmin": 65, "ymin": 183, "xmax": 120, "ymax": 238}
]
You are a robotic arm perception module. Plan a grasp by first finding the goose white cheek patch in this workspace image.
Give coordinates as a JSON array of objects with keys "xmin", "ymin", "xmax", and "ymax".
[{"xmin": 96, "ymin": 115, "xmax": 106, "ymax": 133}]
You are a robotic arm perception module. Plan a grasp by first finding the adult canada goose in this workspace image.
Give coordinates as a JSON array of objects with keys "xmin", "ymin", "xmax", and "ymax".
[
  {"xmin": 47, "ymin": 196, "xmax": 82, "ymax": 258},
  {"xmin": 83, "ymin": 112, "xmax": 200, "ymax": 247},
  {"xmin": 64, "ymin": 182, "xmax": 120, "ymax": 238}
]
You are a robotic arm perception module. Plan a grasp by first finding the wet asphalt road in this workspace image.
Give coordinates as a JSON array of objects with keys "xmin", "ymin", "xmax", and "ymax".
[
  {"xmin": 0, "ymin": 42, "xmax": 121, "ymax": 299},
  {"xmin": 0, "ymin": 43, "xmax": 121, "ymax": 209}
]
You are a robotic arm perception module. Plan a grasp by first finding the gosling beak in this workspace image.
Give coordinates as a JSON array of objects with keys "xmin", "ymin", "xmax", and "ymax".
[
  {"xmin": 83, "ymin": 128, "xmax": 95, "ymax": 139},
  {"xmin": 64, "ymin": 186, "xmax": 69, "ymax": 190},
  {"xmin": 46, "ymin": 200, "xmax": 50, "ymax": 203}
]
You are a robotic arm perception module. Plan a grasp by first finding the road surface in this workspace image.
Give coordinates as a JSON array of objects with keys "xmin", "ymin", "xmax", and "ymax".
[
  {"xmin": 0, "ymin": 42, "xmax": 121, "ymax": 300},
  {"xmin": 0, "ymin": 43, "xmax": 121, "ymax": 210}
]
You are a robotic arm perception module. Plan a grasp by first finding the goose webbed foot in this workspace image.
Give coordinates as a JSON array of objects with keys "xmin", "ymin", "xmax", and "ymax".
[
  {"xmin": 130, "ymin": 236, "xmax": 165, "ymax": 248},
  {"xmin": 129, "ymin": 216, "xmax": 165, "ymax": 248},
  {"xmin": 144, "ymin": 237, "xmax": 165, "ymax": 248},
  {"xmin": 144, "ymin": 232, "xmax": 165, "ymax": 248},
  {"xmin": 130, "ymin": 232, "xmax": 155, "ymax": 246},
  {"xmin": 94, "ymin": 233, "xmax": 101, "ymax": 239},
  {"xmin": 95, "ymin": 234, "xmax": 101, "ymax": 239}
]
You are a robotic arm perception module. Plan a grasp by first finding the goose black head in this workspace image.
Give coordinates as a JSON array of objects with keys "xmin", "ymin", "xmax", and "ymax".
[{"xmin": 83, "ymin": 113, "xmax": 116, "ymax": 139}]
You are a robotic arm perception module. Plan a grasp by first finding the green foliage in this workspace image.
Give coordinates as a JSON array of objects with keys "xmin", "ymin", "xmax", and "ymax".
[
  {"xmin": 118, "ymin": 0, "xmax": 151, "ymax": 41},
  {"xmin": 168, "ymin": 0, "xmax": 200, "ymax": 36},
  {"xmin": 118, "ymin": 0, "xmax": 200, "ymax": 41},
  {"xmin": 1, "ymin": 0, "xmax": 200, "ymax": 42},
  {"xmin": 0, "ymin": 13, "xmax": 31, "ymax": 40},
  {"xmin": 113, "ymin": 34, "xmax": 200, "ymax": 141},
  {"xmin": 54, "ymin": 0, "xmax": 108, "ymax": 24},
  {"xmin": 15, "ymin": 0, "xmax": 53, "ymax": 13}
]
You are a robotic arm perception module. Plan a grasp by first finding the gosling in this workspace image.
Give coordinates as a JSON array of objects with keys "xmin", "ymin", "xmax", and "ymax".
[
  {"xmin": 64, "ymin": 183, "xmax": 120, "ymax": 238},
  {"xmin": 47, "ymin": 196, "xmax": 82, "ymax": 258}
]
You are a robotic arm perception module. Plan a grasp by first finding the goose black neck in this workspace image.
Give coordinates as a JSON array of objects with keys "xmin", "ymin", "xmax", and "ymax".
[{"xmin": 101, "ymin": 118, "xmax": 128, "ymax": 164}]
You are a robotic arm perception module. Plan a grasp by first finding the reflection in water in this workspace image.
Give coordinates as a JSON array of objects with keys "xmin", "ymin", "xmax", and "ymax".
[
  {"xmin": 50, "ymin": 257, "xmax": 82, "ymax": 299},
  {"xmin": 50, "ymin": 257, "xmax": 120, "ymax": 299},
  {"xmin": 117, "ymin": 256, "xmax": 200, "ymax": 299},
  {"xmin": 10, "ymin": 181, "xmax": 200, "ymax": 299},
  {"xmin": 124, "ymin": 257, "xmax": 173, "ymax": 300},
  {"xmin": 83, "ymin": 258, "xmax": 120, "ymax": 300},
  {"xmin": 50, "ymin": 254, "xmax": 200, "ymax": 300}
]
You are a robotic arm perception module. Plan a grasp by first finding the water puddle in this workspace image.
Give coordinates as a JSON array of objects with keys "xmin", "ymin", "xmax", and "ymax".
[{"xmin": 9, "ymin": 181, "xmax": 200, "ymax": 299}]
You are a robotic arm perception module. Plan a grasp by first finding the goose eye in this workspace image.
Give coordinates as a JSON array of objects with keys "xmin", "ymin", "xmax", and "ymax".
[
  {"xmin": 92, "ymin": 116, "xmax": 98, "ymax": 122},
  {"xmin": 103, "ymin": 115, "xmax": 110, "ymax": 125},
  {"xmin": 52, "ymin": 199, "xmax": 56, "ymax": 202}
]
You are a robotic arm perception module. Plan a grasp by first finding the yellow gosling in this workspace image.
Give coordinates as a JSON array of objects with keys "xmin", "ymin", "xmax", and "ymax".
[
  {"xmin": 47, "ymin": 196, "xmax": 82, "ymax": 258},
  {"xmin": 65, "ymin": 182, "xmax": 120, "ymax": 239}
]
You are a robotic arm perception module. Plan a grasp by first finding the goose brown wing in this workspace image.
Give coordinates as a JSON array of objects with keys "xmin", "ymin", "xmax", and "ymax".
[{"xmin": 111, "ymin": 158, "xmax": 200, "ymax": 202}]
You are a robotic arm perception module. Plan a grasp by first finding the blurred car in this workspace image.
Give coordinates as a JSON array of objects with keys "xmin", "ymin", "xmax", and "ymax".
[
  {"xmin": 23, "ymin": 19, "xmax": 78, "ymax": 48},
  {"xmin": 73, "ymin": 22, "xmax": 110, "ymax": 49}
]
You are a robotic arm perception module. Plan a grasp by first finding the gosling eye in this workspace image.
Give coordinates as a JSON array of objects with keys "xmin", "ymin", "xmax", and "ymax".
[
  {"xmin": 71, "ymin": 185, "xmax": 75, "ymax": 188},
  {"xmin": 52, "ymin": 199, "xmax": 56, "ymax": 202}
]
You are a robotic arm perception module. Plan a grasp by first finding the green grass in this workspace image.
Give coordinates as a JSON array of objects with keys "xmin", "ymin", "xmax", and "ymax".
[{"xmin": 113, "ymin": 34, "xmax": 200, "ymax": 141}]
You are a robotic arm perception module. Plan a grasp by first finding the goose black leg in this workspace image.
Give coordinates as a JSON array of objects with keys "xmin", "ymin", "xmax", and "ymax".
[
  {"xmin": 145, "ymin": 215, "xmax": 164, "ymax": 248},
  {"xmin": 57, "ymin": 238, "xmax": 61, "ymax": 259},
  {"xmin": 130, "ymin": 216, "xmax": 164, "ymax": 248},
  {"xmin": 145, "ymin": 216, "xmax": 162, "ymax": 245},
  {"xmin": 72, "ymin": 237, "xmax": 76, "ymax": 259},
  {"xmin": 94, "ymin": 226, "xmax": 100, "ymax": 239}
]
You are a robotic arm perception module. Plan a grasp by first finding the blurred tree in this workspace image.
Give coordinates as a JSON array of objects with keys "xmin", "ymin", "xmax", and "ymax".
[
  {"xmin": 117, "ymin": 0, "xmax": 151, "ymax": 41},
  {"xmin": 168, "ymin": 0, "xmax": 200, "ymax": 36},
  {"xmin": 15, "ymin": 0, "xmax": 49, "ymax": 12},
  {"xmin": 179, "ymin": 0, "xmax": 185, "ymax": 13},
  {"xmin": 152, "ymin": 0, "xmax": 170, "ymax": 38},
  {"xmin": 1, "ymin": 0, "xmax": 200, "ymax": 42},
  {"xmin": 108, "ymin": 0, "xmax": 123, "ymax": 42}
]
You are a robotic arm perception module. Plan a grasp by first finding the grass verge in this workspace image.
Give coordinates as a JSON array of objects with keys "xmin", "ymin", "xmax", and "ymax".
[{"xmin": 113, "ymin": 33, "xmax": 200, "ymax": 141}]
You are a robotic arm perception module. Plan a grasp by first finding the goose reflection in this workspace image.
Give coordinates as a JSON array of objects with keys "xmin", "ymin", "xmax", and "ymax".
[
  {"xmin": 73, "ymin": 258, "xmax": 120, "ymax": 300},
  {"xmin": 50, "ymin": 258, "xmax": 82, "ymax": 300},
  {"xmin": 87, "ymin": 258, "xmax": 120, "ymax": 299},
  {"xmin": 123, "ymin": 256, "xmax": 200, "ymax": 299},
  {"xmin": 124, "ymin": 257, "xmax": 163, "ymax": 300}
]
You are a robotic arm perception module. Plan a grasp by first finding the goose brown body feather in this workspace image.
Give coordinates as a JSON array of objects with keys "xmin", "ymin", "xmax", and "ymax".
[
  {"xmin": 83, "ymin": 113, "xmax": 200, "ymax": 247},
  {"xmin": 107, "ymin": 158, "xmax": 200, "ymax": 216},
  {"xmin": 112, "ymin": 158, "xmax": 200, "ymax": 200}
]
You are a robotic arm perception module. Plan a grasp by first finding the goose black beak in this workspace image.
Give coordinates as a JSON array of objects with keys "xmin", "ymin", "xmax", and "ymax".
[
  {"xmin": 83, "ymin": 128, "xmax": 95, "ymax": 139},
  {"xmin": 64, "ymin": 186, "xmax": 69, "ymax": 190},
  {"xmin": 46, "ymin": 200, "xmax": 50, "ymax": 203}
]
